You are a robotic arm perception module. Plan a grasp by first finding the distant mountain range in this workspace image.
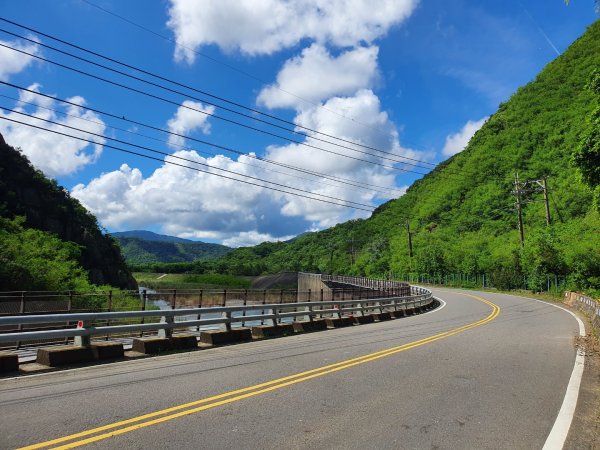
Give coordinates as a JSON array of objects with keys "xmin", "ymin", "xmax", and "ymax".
[
  {"xmin": 111, "ymin": 230, "xmax": 232, "ymax": 265},
  {"xmin": 111, "ymin": 230, "xmax": 196, "ymax": 243}
]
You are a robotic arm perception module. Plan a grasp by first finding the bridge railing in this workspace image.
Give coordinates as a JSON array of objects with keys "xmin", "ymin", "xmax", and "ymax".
[{"xmin": 0, "ymin": 286, "xmax": 433, "ymax": 345}]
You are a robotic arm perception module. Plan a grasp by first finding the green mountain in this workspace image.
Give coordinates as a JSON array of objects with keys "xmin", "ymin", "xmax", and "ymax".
[
  {"xmin": 0, "ymin": 135, "xmax": 137, "ymax": 290},
  {"xmin": 111, "ymin": 230, "xmax": 195, "ymax": 243},
  {"xmin": 115, "ymin": 235, "xmax": 232, "ymax": 265},
  {"xmin": 207, "ymin": 20, "xmax": 600, "ymax": 293}
]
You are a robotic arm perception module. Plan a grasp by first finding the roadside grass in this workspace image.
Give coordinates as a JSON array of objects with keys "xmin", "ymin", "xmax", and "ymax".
[{"xmin": 133, "ymin": 272, "xmax": 252, "ymax": 290}]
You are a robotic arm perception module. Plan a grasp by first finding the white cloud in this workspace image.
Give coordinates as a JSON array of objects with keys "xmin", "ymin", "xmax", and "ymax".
[
  {"xmin": 71, "ymin": 92, "xmax": 415, "ymax": 244},
  {"xmin": 0, "ymin": 84, "xmax": 106, "ymax": 178},
  {"xmin": 257, "ymin": 44, "xmax": 379, "ymax": 109},
  {"xmin": 166, "ymin": 100, "xmax": 215, "ymax": 148},
  {"xmin": 222, "ymin": 231, "xmax": 295, "ymax": 248},
  {"xmin": 0, "ymin": 36, "xmax": 41, "ymax": 81},
  {"xmin": 166, "ymin": 0, "xmax": 418, "ymax": 61},
  {"xmin": 442, "ymin": 116, "xmax": 488, "ymax": 157},
  {"xmin": 72, "ymin": 150, "xmax": 295, "ymax": 241}
]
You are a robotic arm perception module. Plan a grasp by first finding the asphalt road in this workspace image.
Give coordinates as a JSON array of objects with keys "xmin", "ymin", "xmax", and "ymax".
[{"xmin": 0, "ymin": 289, "xmax": 582, "ymax": 450}]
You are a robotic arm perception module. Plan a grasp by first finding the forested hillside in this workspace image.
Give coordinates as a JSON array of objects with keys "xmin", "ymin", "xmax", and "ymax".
[
  {"xmin": 115, "ymin": 235, "xmax": 232, "ymax": 265},
  {"xmin": 148, "ymin": 20, "xmax": 600, "ymax": 295},
  {"xmin": 0, "ymin": 136, "xmax": 137, "ymax": 290}
]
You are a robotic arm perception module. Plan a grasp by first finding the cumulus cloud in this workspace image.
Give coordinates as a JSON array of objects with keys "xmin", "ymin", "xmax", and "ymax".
[
  {"xmin": 166, "ymin": 100, "xmax": 215, "ymax": 148},
  {"xmin": 222, "ymin": 231, "xmax": 295, "ymax": 248},
  {"xmin": 166, "ymin": 0, "xmax": 418, "ymax": 61},
  {"xmin": 73, "ymin": 0, "xmax": 423, "ymax": 244},
  {"xmin": 72, "ymin": 151, "xmax": 301, "ymax": 243},
  {"xmin": 265, "ymin": 89, "xmax": 419, "ymax": 225},
  {"xmin": 257, "ymin": 44, "xmax": 379, "ymax": 109},
  {"xmin": 71, "ymin": 90, "xmax": 417, "ymax": 244},
  {"xmin": 442, "ymin": 116, "xmax": 488, "ymax": 157},
  {"xmin": 0, "ymin": 36, "xmax": 41, "ymax": 81},
  {"xmin": 0, "ymin": 84, "xmax": 106, "ymax": 177}
]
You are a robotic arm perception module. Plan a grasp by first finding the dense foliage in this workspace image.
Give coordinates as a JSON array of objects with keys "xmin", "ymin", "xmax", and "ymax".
[
  {"xmin": 115, "ymin": 236, "xmax": 232, "ymax": 265},
  {"xmin": 573, "ymin": 68, "xmax": 600, "ymax": 211},
  {"xmin": 0, "ymin": 217, "xmax": 94, "ymax": 291},
  {"xmin": 133, "ymin": 272, "xmax": 251, "ymax": 290},
  {"xmin": 0, "ymin": 139, "xmax": 137, "ymax": 289},
  {"xmin": 138, "ymin": 21, "xmax": 600, "ymax": 297}
]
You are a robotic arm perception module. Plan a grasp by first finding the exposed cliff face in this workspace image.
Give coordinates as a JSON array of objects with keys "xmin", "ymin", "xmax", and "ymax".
[{"xmin": 0, "ymin": 136, "xmax": 137, "ymax": 290}]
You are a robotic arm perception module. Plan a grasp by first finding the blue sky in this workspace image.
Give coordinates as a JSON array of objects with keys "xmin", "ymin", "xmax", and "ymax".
[{"xmin": 0, "ymin": 0, "xmax": 597, "ymax": 246}]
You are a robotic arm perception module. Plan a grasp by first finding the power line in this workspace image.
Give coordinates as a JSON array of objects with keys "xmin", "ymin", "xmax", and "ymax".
[
  {"xmin": 0, "ymin": 19, "xmax": 438, "ymax": 169},
  {"xmin": 76, "ymin": 0, "xmax": 410, "ymax": 140},
  {"xmin": 0, "ymin": 115, "xmax": 377, "ymax": 212},
  {"xmin": 0, "ymin": 83, "xmax": 405, "ymax": 196},
  {"xmin": 0, "ymin": 94, "xmax": 400, "ymax": 198},
  {"xmin": 1, "ymin": 108, "xmax": 377, "ymax": 210},
  {"xmin": 0, "ymin": 41, "xmax": 432, "ymax": 177}
]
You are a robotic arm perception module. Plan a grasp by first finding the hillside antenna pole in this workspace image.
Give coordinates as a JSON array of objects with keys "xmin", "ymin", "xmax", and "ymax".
[
  {"xmin": 514, "ymin": 172, "xmax": 525, "ymax": 245},
  {"xmin": 406, "ymin": 220, "xmax": 414, "ymax": 258}
]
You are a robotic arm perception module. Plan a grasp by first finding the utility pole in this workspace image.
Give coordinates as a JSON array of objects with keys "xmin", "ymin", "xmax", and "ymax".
[
  {"xmin": 533, "ymin": 176, "xmax": 551, "ymax": 226},
  {"xmin": 406, "ymin": 220, "xmax": 414, "ymax": 258},
  {"xmin": 514, "ymin": 172, "xmax": 525, "ymax": 245}
]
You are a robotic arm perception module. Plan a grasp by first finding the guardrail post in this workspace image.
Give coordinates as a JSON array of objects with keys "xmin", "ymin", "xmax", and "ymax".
[
  {"xmin": 140, "ymin": 290, "xmax": 147, "ymax": 337},
  {"xmin": 261, "ymin": 290, "xmax": 267, "ymax": 325},
  {"xmin": 279, "ymin": 290, "xmax": 284, "ymax": 324},
  {"xmin": 272, "ymin": 306, "xmax": 279, "ymax": 326},
  {"xmin": 224, "ymin": 310, "xmax": 232, "ymax": 331},
  {"xmin": 222, "ymin": 289, "xmax": 227, "ymax": 307},
  {"xmin": 197, "ymin": 289, "xmax": 203, "ymax": 332},
  {"xmin": 158, "ymin": 315, "xmax": 174, "ymax": 338},
  {"xmin": 16, "ymin": 291, "xmax": 26, "ymax": 349},
  {"xmin": 74, "ymin": 320, "xmax": 91, "ymax": 347},
  {"xmin": 105, "ymin": 290, "xmax": 112, "ymax": 340},
  {"xmin": 65, "ymin": 290, "xmax": 73, "ymax": 344},
  {"xmin": 242, "ymin": 289, "xmax": 248, "ymax": 327},
  {"xmin": 171, "ymin": 289, "xmax": 177, "ymax": 309}
]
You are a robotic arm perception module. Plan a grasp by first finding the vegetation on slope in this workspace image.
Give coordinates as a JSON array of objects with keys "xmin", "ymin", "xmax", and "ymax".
[
  {"xmin": 0, "ymin": 137, "xmax": 137, "ymax": 290},
  {"xmin": 115, "ymin": 236, "xmax": 232, "ymax": 265},
  {"xmin": 0, "ymin": 217, "xmax": 95, "ymax": 291},
  {"xmin": 134, "ymin": 20, "xmax": 600, "ymax": 296}
]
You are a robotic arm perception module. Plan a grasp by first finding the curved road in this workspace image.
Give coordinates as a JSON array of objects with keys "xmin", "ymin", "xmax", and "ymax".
[{"xmin": 0, "ymin": 289, "xmax": 583, "ymax": 449}]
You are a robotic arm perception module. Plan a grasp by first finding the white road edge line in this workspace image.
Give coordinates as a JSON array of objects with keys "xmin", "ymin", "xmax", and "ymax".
[
  {"xmin": 528, "ymin": 298, "xmax": 585, "ymax": 450},
  {"xmin": 420, "ymin": 297, "xmax": 446, "ymax": 315}
]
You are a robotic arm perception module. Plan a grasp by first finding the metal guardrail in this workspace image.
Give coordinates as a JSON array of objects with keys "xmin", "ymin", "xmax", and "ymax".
[
  {"xmin": 321, "ymin": 274, "xmax": 410, "ymax": 292},
  {"xmin": 0, "ymin": 286, "xmax": 433, "ymax": 345}
]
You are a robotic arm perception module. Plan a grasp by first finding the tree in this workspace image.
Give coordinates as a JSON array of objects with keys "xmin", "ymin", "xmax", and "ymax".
[
  {"xmin": 572, "ymin": 69, "xmax": 600, "ymax": 211},
  {"xmin": 564, "ymin": 0, "xmax": 600, "ymax": 12}
]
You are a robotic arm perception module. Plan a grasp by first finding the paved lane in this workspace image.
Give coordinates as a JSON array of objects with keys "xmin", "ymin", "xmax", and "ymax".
[{"xmin": 0, "ymin": 290, "xmax": 581, "ymax": 449}]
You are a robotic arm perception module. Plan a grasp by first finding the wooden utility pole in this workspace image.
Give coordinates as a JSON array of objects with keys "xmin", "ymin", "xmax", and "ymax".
[
  {"xmin": 514, "ymin": 172, "xmax": 525, "ymax": 245},
  {"xmin": 541, "ymin": 177, "xmax": 551, "ymax": 226},
  {"xmin": 406, "ymin": 220, "xmax": 414, "ymax": 258}
]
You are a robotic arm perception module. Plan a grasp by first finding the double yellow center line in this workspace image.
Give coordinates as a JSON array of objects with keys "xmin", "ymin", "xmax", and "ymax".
[{"xmin": 20, "ymin": 293, "xmax": 500, "ymax": 449}]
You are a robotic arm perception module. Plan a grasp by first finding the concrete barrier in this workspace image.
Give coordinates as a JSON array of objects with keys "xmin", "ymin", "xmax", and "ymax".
[
  {"xmin": 251, "ymin": 324, "xmax": 294, "ymax": 339},
  {"xmin": 90, "ymin": 342, "xmax": 124, "ymax": 360},
  {"xmin": 353, "ymin": 315, "xmax": 375, "ymax": 325},
  {"xmin": 292, "ymin": 320, "xmax": 328, "ymax": 333},
  {"xmin": 169, "ymin": 334, "xmax": 199, "ymax": 350},
  {"xmin": 0, "ymin": 352, "xmax": 19, "ymax": 373},
  {"xmin": 326, "ymin": 317, "xmax": 355, "ymax": 328},
  {"xmin": 199, "ymin": 328, "xmax": 252, "ymax": 346},
  {"xmin": 372, "ymin": 312, "xmax": 392, "ymax": 322},
  {"xmin": 36, "ymin": 346, "xmax": 94, "ymax": 367},
  {"xmin": 132, "ymin": 337, "xmax": 171, "ymax": 354}
]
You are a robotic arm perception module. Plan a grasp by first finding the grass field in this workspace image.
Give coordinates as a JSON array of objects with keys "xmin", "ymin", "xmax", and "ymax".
[{"xmin": 134, "ymin": 273, "xmax": 253, "ymax": 290}]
